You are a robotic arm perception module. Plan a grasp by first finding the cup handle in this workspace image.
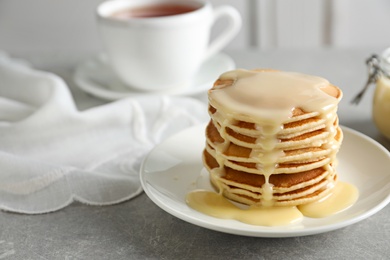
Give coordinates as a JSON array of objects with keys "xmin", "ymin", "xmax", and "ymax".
[{"xmin": 204, "ymin": 6, "xmax": 242, "ymax": 61}]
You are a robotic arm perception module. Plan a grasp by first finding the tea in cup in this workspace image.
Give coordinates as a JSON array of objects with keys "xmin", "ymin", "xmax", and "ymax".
[{"xmin": 96, "ymin": 0, "xmax": 241, "ymax": 92}]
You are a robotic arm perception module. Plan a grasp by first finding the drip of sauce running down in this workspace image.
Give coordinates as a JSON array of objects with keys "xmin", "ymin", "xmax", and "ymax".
[{"xmin": 186, "ymin": 70, "xmax": 359, "ymax": 226}]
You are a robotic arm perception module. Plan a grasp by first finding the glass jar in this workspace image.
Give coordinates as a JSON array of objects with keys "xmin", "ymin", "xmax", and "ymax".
[
  {"xmin": 353, "ymin": 48, "xmax": 390, "ymax": 139},
  {"xmin": 373, "ymin": 48, "xmax": 390, "ymax": 139}
]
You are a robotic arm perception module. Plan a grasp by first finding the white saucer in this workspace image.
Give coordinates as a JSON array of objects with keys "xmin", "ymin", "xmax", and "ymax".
[
  {"xmin": 140, "ymin": 125, "xmax": 390, "ymax": 237},
  {"xmin": 74, "ymin": 53, "xmax": 235, "ymax": 100}
]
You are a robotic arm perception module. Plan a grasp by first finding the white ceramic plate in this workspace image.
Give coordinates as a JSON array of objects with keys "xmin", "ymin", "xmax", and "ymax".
[
  {"xmin": 140, "ymin": 125, "xmax": 390, "ymax": 237},
  {"xmin": 73, "ymin": 53, "xmax": 235, "ymax": 100}
]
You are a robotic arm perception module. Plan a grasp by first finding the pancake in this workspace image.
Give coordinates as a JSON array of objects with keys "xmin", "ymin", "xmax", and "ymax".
[{"xmin": 202, "ymin": 69, "xmax": 343, "ymax": 207}]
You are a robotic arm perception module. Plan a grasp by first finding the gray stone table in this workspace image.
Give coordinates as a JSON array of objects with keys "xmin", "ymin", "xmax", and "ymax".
[{"xmin": 1, "ymin": 49, "xmax": 389, "ymax": 259}]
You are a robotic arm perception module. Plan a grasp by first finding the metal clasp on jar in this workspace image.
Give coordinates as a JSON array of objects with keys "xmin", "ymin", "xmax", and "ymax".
[{"xmin": 351, "ymin": 55, "xmax": 383, "ymax": 105}]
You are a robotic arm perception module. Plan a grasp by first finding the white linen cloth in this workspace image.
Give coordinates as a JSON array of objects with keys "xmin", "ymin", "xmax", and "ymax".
[{"xmin": 0, "ymin": 52, "xmax": 208, "ymax": 214}]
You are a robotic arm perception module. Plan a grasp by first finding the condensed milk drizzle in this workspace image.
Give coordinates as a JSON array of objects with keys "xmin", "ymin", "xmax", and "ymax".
[{"xmin": 186, "ymin": 69, "xmax": 358, "ymax": 226}]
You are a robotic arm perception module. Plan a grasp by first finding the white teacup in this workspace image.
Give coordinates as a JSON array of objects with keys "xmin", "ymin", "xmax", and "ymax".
[{"xmin": 96, "ymin": 0, "xmax": 241, "ymax": 92}]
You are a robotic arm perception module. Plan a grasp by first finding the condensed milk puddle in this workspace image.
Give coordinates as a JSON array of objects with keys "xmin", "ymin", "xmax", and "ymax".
[
  {"xmin": 186, "ymin": 190, "xmax": 303, "ymax": 226},
  {"xmin": 186, "ymin": 181, "xmax": 358, "ymax": 226},
  {"xmin": 298, "ymin": 182, "xmax": 359, "ymax": 218}
]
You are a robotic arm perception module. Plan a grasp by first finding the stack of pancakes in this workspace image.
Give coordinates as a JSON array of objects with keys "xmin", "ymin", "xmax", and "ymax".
[{"xmin": 202, "ymin": 69, "xmax": 343, "ymax": 207}]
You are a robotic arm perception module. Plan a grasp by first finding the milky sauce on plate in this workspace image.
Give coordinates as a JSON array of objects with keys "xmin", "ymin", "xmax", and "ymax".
[{"xmin": 186, "ymin": 70, "xmax": 359, "ymax": 226}]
